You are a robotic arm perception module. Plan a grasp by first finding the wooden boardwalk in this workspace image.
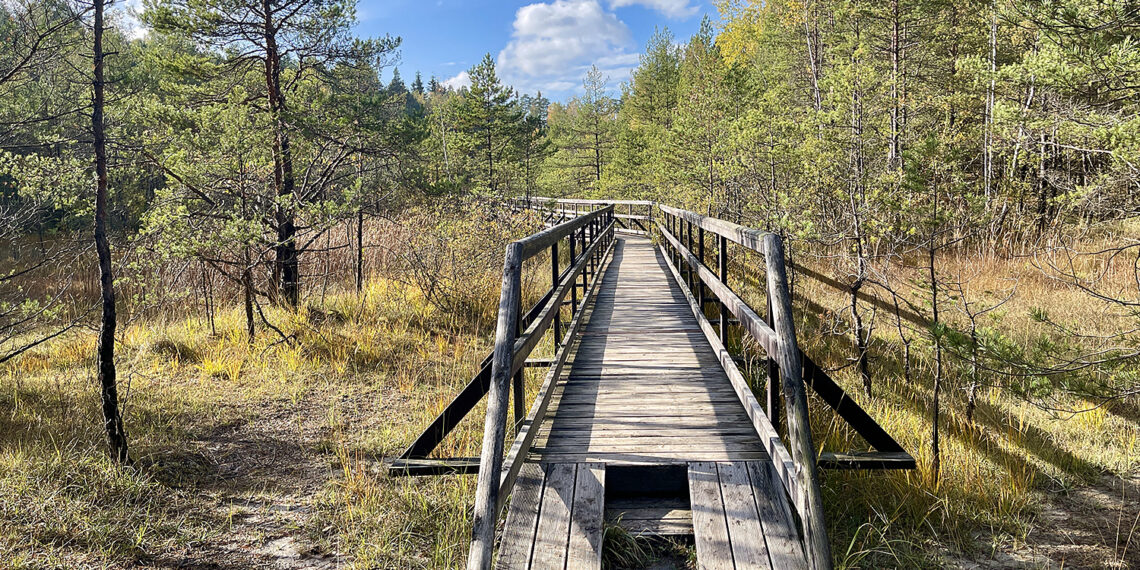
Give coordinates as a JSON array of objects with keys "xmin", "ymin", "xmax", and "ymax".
[
  {"xmin": 531, "ymin": 237, "xmax": 768, "ymax": 465},
  {"xmin": 498, "ymin": 237, "xmax": 806, "ymax": 569},
  {"xmin": 401, "ymin": 202, "xmax": 912, "ymax": 569}
]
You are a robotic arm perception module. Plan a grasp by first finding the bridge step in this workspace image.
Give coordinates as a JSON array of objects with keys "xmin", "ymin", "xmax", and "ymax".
[
  {"xmin": 606, "ymin": 496, "xmax": 693, "ymax": 535},
  {"xmin": 495, "ymin": 462, "xmax": 605, "ymax": 569},
  {"xmin": 688, "ymin": 461, "xmax": 807, "ymax": 570}
]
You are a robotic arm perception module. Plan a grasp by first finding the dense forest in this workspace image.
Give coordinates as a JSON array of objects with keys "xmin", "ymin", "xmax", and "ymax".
[{"xmin": 1, "ymin": 0, "xmax": 1138, "ymax": 567}]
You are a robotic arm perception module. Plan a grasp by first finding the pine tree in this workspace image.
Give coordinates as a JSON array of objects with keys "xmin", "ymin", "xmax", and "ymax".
[
  {"xmin": 144, "ymin": 0, "xmax": 398, "ymax": 305},
  {"xmin": 545, "ymin": 67, "xmax": 617, "ymax": 196},
  {"xmin": 606, "ymin": 28, "xmax": 681, "ymax": 200},
  {"xmin": 454, "ymin": 54, "xmax": 523, "ymax": 194},
  {"xmin": 388, "ymin": 67, "xmax": 406, "ymax": 94},
  {"xmin": 671, "ymin": 18, "xmax": 733, "ymax": 212}
]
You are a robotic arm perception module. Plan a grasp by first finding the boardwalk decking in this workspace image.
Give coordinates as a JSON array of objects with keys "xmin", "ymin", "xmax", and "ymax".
[
  {"xmin": 497, "ymin": 237, "xmax": 804, "ymax": 569},
  {"xmin": 530, "ymin": 237, "xmax": 769, "ymax": 465}
]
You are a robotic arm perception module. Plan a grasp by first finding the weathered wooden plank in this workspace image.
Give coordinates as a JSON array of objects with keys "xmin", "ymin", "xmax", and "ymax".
[
  {"xmin": 539, "ymin": 427, "xmax": 761, "ymax": 437},
  {"xmin": 612, "ymin": 517, "xmax": 693, "ymax": 536},
  {"xmin": 747, "ymin": 461, "xmax": 807, "ymax": 570},
  {"xmin": 550, "ymin": 395, "xmax": 748, "ymax": 407},
  {"xmin": 566, "ymin": 464, "xmax": 606, "ymax": 569},
  {"xmin": 818, "ymin": 451, "xmax": 915, "ymax": 470},
  {"xmin": 718, "ymin": 462, "xmax": 772, "ymax": 569},
  {"xmin": 495, "ymin": 463, "xmax": 545, "ymax": 569},
  {"xmin": 531, "ymin": 463, "xmax": 576, "ymax": 569},
  {"xmin": 688, "ymin": 462, "xmax": 735, "ymax": 570},
  {"xmin": 606, "ymin": 500, "xmax": 693, "ymax": 536},
  {"xmin": 534, "ymin": 452, "xmax": 771, "ymax": 464},
  {"xmin": 534, "ymin": 435, "xmax": 763, "ymax": 448}
]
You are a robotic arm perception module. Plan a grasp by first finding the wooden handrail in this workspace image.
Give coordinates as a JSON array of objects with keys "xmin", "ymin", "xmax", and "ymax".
[
  {"xmin": 523, "ymin": 195, "xmax": 655, "ymax": 206},
  {"xmin": 657, "ymin": 205, "xmax": 833, "ymax": 570},
  {"xmin": 467, "ymin": 206, "xmax": 616, "ymax": 570},
  {"xmin": 659, "ymin": 203, "xmax": 768, "ymax": 252},
  {"xmin": 515, "ymin": 206, "xmax": 611, "ymax": 259}
]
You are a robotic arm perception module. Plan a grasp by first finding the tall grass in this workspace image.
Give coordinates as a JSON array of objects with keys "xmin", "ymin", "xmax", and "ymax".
[{"xmin": 1, "ymin": 204, "xmax": 1136, "ymax": 568}]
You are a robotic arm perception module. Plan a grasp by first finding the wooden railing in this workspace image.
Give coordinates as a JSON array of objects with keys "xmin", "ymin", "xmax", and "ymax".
[
  {"xmin": 465, "ymin": 206, "xmax": 617, "ymax": 570},
  {"xmin": 515, "ymin": 195, "xmax": 654, "ymax": 236},
  {"xmin": 657, "ymin": 204, "xmax": 833, "ymax": 569},
  {"xmin": 393, "ymin": 198, "xmax": 912, "ymax": 569}
]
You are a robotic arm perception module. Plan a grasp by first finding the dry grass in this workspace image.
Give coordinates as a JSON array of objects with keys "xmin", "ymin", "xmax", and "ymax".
[
  {"xmin": 1, "ymin": 209, "xmax": 1137, "ymax": 568},
  {"xmin": 744, "ymin": 221, "xmax": 1140, "ymax": 568}
]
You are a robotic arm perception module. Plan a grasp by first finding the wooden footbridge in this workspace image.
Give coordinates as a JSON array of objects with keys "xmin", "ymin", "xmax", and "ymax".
[{"xmin": 390, "ymin": 199, "xmax": 914, "ymax": 569}]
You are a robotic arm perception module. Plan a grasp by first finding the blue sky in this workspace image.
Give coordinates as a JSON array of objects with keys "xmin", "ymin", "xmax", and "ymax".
[{"xmin": 352, "ymin": 0, "xmax": 715, "ymax": 101}]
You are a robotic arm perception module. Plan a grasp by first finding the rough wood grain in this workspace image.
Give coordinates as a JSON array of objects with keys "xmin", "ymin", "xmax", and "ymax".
[
  {"xmin": 689, "ymin": 462, "xmax": 735, "ymax": 570},
  {"xmin": 717, "ymin": 462, "xmax": 772, "ymax": 569},
  {"xmin": 567, "ymin": 464, "xmax": 606, "ymax": 569},
  {"xmin": 531, "ymin": 463, "xmax": 576, "ymax": 569},
  {"xmin": 494, "ymin": 463, "xmax": 545, "ymax": 569},
  {"xmin": 534, "ymin": 238, "xmax": 768, "ymax": 465},
  {"xmin": 748, "ymin": 461, "xmax": 807, "ymax": 570}
]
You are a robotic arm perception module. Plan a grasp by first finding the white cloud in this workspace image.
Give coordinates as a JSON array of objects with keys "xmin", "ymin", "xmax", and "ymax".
[
  {"xmin": 497, "ymin": 0, "xmax": 638, "ymax": 97},
  {"xmin": 610, "ymin": 0, "xmax": 698, "ymax": 19},
  {"xmin": 442, "ymin": 70, "xmax": 471, "ymax": 90}
]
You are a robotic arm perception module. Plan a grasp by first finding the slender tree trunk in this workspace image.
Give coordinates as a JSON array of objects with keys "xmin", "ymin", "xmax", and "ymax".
[
  {"xmin": 966, "ymin": 324, "xmax": 980, "ymax": 422},
  {"xmin": 262, "ymin": 0, "xmax": 299, "ymax": 306},
  {"xmin": 356, "ymin": 210, "xmax": 364, "ymax": 292},
  {"xmin": 888, "ymin": 0, "xmax": 902, "ymax": 170},
  {"xmin": 929, "ymin": 195, "xmax": 942, "ymax": 485},
  {"xmin": 243, "ymin": 262, "xmax": 255, "ymax": 343},
  {"xmin": 890, "ymin": 288, "xmax": 913, "ymax": 384},
  {"xmin": 355, "ymin": 154, "xmax": 364, "ymax": 293},
  {"xmin": 593, "ymin": 115, "xmax": 602, "ymax": 184},
  {"xmin": 487, "ymin": 129, "xmax": 494, "ymax": 193},
  {"xmin": 203, "ymin": 261, "xmax": 216, "ymax": 336},
  {"xmin": 983, "ymin": 2, "xmax": 996, "ymax": 206},
  {"xmin": 803, "ymin": 0, "xmax": 823, "ymax": 113},
  {"xmin": 93, "ymin": 0, "xmax": 128, "ymax": 464},
  {"xmin": 850, "ymin": 25, "xmax": 872, "ymax": 399}
]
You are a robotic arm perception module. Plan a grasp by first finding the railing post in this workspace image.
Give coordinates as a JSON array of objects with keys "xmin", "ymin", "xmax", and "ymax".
[
  {"xmin": 763, "ymin": 233, "xmax": 831, "ymax": 570},
  {"xmin": 589, "ymin": 218, "xmax": 597, "ymax": 277},
  {"xmin": 579, "ymin": 225, "xmax": 588, "ymax": 296},
  {"xmin": 698, "ymin": 227, "xmax": 706, "ymax": 315},
  {"xmin": 551, "ymin": 240, "xmax": 561, "ymax": 348},
  {"xmin": 676, "ymin": 217, "xmax": 684, "ymax": 278},
  {"xmin": 718, "ymin": 235, "xmax": 728, "ymax": 343},
  {"xmin": 467, "ymin": 242, "xmax": 524, "ymax": 570},
  {"xmin": 569, "ymin": 231, "xmax": 578, "ymax": 314},
  {"xmin": 765, "ymin": 289, "xmax": 781, "ymax": 432},
  {"xmin": 513, "ymin": 294, "xmax": 525, "ymax": 429},
  {"xmin": 685, "ymin": 220, "xmax": 695, "ymax": 293}
]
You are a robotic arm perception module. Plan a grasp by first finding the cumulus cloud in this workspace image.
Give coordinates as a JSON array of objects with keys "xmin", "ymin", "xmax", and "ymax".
[
  {"xmin": 442, "ymin": 70, "xmax": 471, "ymax": 90},
  {"xmin": 497, "ymin": 0, "xmax": 639, "ymax": 97},
  {"xmin": 610, "ymin": 0, "xmax": 698, "ymax": 18}
]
